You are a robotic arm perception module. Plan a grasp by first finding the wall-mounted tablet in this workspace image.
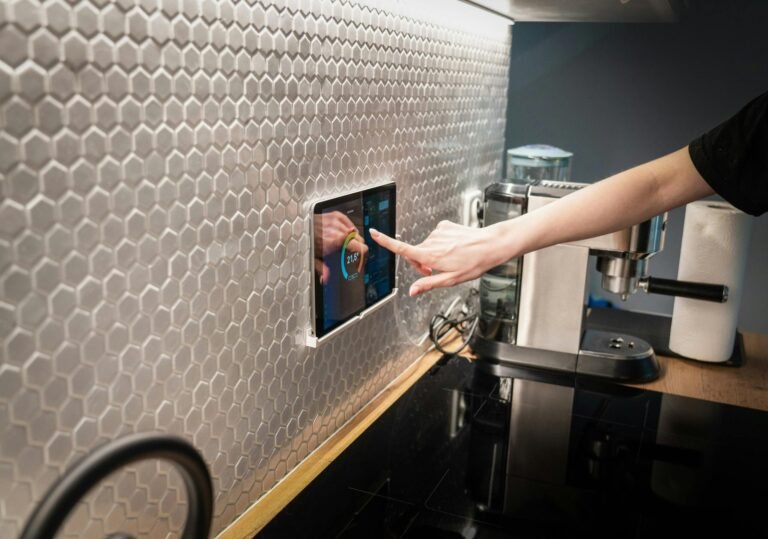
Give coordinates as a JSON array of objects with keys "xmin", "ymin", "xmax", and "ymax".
[{"xmin": 310, "ymin": 183, "xmax": 396, "ymax": 342}]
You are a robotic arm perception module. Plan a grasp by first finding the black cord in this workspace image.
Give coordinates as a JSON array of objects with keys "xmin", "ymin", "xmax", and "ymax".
[{"xmin": 429, "ymin": 288, "xmax": 479, "ymax": 357}]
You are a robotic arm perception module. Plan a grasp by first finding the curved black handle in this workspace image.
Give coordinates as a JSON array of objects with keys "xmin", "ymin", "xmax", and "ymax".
[
  {"xmin": 640, "ymin": 276, "xmax": 728, "ymax": 303},
  {"xmin": 20, "ymin": 432, "xmax": 213, "ymax": 539}
]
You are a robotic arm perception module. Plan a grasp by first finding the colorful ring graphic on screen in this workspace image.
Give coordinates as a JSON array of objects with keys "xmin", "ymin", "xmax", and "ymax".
[{"xmin": 341, "ymin": 231, "xmax": 361, "ymax": 281}]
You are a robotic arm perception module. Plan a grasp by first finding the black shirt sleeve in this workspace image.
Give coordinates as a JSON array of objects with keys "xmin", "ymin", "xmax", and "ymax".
[{"xmin": 688, "ymin": 91, "xmax": 768, "ymax": 216}]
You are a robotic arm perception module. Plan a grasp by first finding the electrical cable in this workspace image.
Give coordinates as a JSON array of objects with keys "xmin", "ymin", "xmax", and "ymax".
[{"xmin": 428, "ymin": 288, "xmax": 479, "ymax": 357}]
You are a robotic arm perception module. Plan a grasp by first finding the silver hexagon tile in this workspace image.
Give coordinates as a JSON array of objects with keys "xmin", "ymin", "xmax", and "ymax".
[{"xmin": 0, "ymin": 0, "xmax": 511, "ymax": 536}]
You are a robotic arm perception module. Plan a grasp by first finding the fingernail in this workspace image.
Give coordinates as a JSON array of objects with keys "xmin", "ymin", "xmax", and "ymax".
[
  {"xmin": 369, "ymin": 228, "xmax": 378, "ymax": 237},
  {"xmin": 409, "ymin": 285, "xmax": 419, "ymax": 296}
]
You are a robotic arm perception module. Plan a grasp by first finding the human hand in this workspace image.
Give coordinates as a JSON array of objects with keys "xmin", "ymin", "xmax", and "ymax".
[
  {"xmin": 314, "ymin": 211, "xmax": 368, "ymax": 283},
  {"xmin": 370, "ymin": 220, "xmax": 506, "ymax": 296}
]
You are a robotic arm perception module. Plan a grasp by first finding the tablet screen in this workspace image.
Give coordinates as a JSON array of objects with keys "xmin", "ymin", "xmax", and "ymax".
[{"xmin": 312, "ymin": 184, "xmax": 396, "ymax": 337}]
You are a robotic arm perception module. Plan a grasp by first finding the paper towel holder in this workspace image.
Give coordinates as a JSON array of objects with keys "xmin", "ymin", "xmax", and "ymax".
[{"xmin": 667, "ymin": 200, "xmax": 753, "ymax": 363}]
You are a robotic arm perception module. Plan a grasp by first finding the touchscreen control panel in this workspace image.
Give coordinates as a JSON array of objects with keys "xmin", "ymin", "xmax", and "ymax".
[{"xmin": 309, "ymin": 183, "xmax": 396, "ymax": 344}]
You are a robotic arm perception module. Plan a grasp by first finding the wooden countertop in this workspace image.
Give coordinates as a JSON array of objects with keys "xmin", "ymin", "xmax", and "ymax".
[
  {"xmin": 625, "ymin": 331, "xmax": 768, "ymax": 412},
  {"xmin": 220, "ymin": 331, "xmax": 768, "ymax": 538}
]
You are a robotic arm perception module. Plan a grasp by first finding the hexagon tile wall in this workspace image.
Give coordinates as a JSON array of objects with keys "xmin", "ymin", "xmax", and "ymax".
[{"xmin": 0, "ymin": 0, "xmax": 510, "ymax": 536}]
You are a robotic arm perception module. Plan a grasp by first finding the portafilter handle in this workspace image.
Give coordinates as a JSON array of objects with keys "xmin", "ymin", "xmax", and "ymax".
[{"xmin": 638, "ymin": 276, "xmax": 729, "ymax": 303}]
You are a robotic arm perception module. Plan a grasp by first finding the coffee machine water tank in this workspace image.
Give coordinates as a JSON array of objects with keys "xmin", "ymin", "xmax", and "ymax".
[
  {"xmin": 479, "ymin": 182, "xmax": 527, "ymax": 342},
  {"xmin": 480, "ymin": 145, "xmax": 573, "ymax": 343},
  {"xmin": 506, "ymin": 144, "xmax": 573, "ymax": 183}
]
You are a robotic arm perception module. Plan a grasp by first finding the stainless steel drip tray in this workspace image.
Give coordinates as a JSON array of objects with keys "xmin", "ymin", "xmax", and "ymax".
[
  {"xmin": 471, "ymin": 335, "xmax": 577, "ymax": 375},
  {"xmin": 472, "ymin": 328, "xmax": 661, "ymax": 383},
  {"xmin": 586, "ymin": 307, "xmax": 745, "ymax": 367},
  {"xmin": 577, "ymin": 330, "xmax": 659, "ymax": 382}
]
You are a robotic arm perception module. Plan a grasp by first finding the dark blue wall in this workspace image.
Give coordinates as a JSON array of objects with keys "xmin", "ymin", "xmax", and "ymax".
[{"xmin": 506, "ymin": 0, "xmax": 768, "ymax": 332}]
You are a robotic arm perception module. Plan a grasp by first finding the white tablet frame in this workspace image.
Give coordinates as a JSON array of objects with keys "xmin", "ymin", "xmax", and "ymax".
[{"xmin": 305, "ymin": 180, "xmax": 398, "ymax": 348}]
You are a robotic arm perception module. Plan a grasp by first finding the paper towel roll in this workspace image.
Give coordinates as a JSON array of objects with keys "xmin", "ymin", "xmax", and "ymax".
[{"xmin": 669, "ymin": 201, "xmax": 752, "ymax": 362}]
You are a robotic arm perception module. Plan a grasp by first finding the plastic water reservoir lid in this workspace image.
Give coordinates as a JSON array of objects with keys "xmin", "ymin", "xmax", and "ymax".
[{"xmin": 507, "ymin": 144, "xmax": 573, "ymax": 165}]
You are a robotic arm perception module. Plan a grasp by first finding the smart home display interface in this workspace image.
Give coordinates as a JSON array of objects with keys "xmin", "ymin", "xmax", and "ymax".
[{"xmin": 312, "ymin": 184, "xmax": 396, "ymax": 338}]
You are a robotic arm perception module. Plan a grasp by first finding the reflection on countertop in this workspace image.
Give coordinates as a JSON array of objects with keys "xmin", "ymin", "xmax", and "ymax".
[{"xmin": 258, "ymin": 356, "xmax": 768, "ymax": 538}]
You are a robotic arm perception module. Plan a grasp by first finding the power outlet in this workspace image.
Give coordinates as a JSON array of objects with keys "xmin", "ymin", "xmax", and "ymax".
[{"xmin": 460, "ymin": 189, "xmax": 482, "ymax": 227}]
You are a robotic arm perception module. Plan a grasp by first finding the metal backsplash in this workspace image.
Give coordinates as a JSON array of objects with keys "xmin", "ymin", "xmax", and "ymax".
[{"xmin": 0, "ymin": 0, "xmax": 511, "ymax": 536}]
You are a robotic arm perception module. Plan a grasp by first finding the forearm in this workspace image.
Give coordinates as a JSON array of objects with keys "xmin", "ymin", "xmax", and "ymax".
[
  {"xmin": 493, "ymin": 147, "xmax": 714, "ymax": 260},
  {"xmin": 368, "ymin": 147, "xmax": 715, "ymax": 296}
]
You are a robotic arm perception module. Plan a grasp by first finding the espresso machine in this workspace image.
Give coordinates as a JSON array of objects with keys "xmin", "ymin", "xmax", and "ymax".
[{"xmin": 474, "ymin": 179, "xmax": 729, "ymax": 383}]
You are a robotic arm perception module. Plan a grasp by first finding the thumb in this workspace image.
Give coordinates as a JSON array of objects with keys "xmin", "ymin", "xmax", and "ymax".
[
  {"xmin": 322, "ymin": 262, "xmax": 330, "ymax": 284},
  {"xmin": 314, "ymin": 259, "xmax": 330, "ymax": 284},
  {"xmin": 409, "ymin": 271, "xmax": 460, "ymax": 297}
]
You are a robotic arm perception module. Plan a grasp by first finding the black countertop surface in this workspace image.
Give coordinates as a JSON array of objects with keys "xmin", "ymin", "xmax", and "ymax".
[{"xmin": 259, "ymin": 356, "xmax": 768, "ymax": 538}]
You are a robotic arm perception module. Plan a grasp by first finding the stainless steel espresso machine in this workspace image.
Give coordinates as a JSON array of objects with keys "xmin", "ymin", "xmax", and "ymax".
[{"xmin": 474, "ymin": 179, "xmax": 729, "ymax": 383}]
